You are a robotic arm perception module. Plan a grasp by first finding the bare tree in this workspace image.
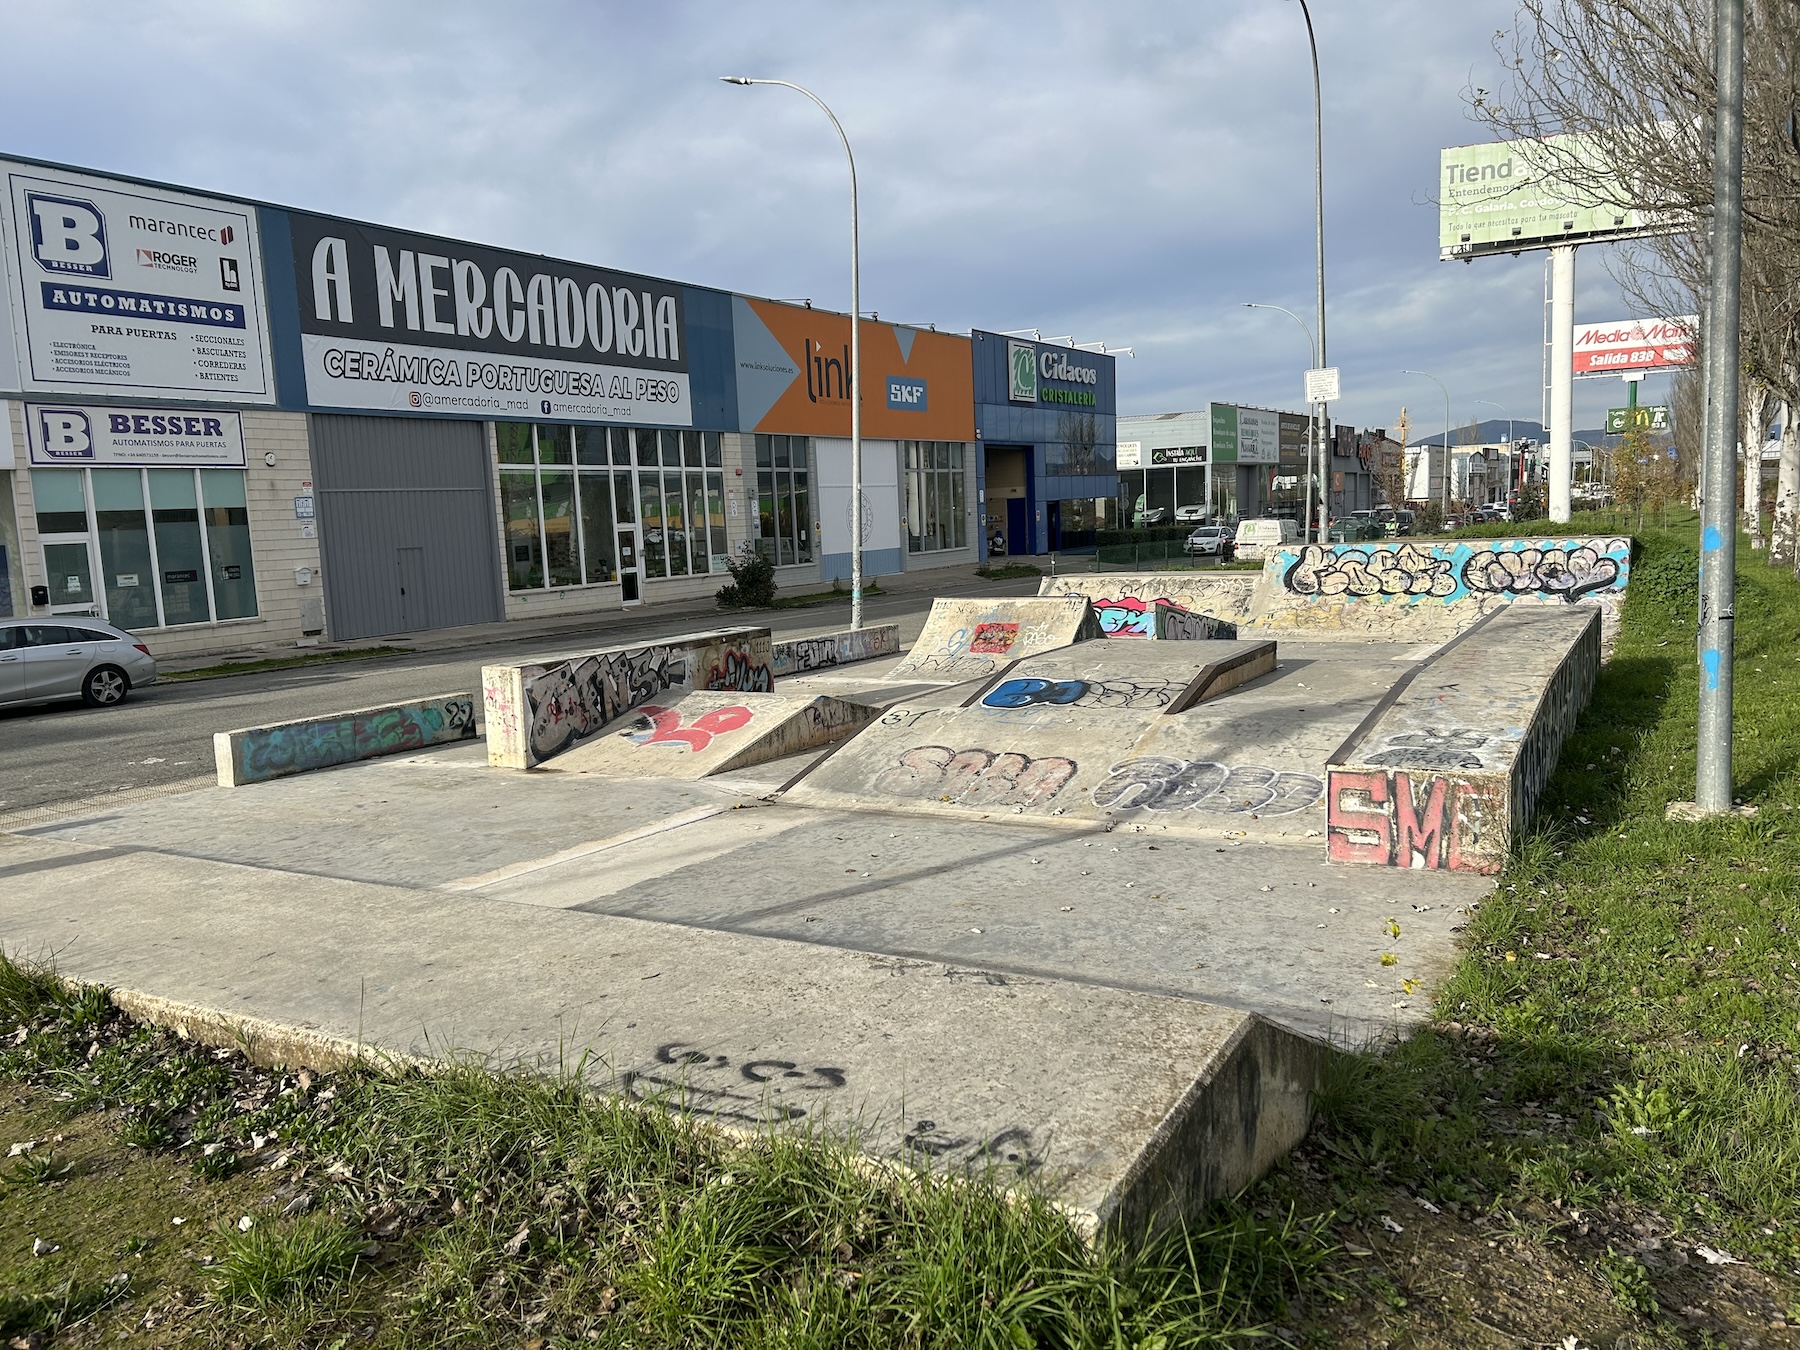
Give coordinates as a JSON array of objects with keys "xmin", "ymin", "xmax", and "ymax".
[
  {"xmin": 1744, "ymin": 378, "xmax": 1771, "ymax": 547},
  {"xmin": 1471, "ymin": 1, "xmax": 1800, "ymax": 554},
  {"xmin": 1774, "ymin": 401, "xmax": 1800, "ymax": 564}
]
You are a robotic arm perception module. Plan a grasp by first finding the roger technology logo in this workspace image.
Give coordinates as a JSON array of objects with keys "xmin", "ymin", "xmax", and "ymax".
[
  {"xmin": 27, "ymin": 193, "xmax": 111, "ymax": 278},
  {"xmin": 35, "ymin": 408, "xmax": 96, "ymax": 460}
]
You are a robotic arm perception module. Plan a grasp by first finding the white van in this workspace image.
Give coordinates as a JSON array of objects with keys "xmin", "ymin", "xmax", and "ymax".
[{"xmin": 1232, "ymin": 517, "xmax": 1299, "ymax": 560}]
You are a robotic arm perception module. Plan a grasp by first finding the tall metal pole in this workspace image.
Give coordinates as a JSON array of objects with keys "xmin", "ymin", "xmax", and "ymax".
[
  {"xmin": 723, "ymin": 77, "xmax": 864, "ymax": 629},
  {"xmin": 1296, "ymin": 0, "xmax": 1327, "ymax": 544},
  {"xmin": 1549, "ymin": 244, "xmax": 1576, "ymax": 523},
  {"xmin": 1402, "ymin": 370, "xmax": 1451, "ymax": 520},
  {"xmin": 1697, "ymin": 0, "xmax": 1744, "ymax": 812}
]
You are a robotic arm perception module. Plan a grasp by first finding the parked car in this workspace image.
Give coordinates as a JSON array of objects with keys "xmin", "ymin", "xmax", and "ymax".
[
  {"xmin": 1327, "ymin": 516, "xmax": 1383, "ymax": 543},
  {"xmin": 1183, "ymin": 525, "xmax": 1235, "ymax": 559},
  {"xmin": 1232, "ymin": 517, "xmax": 1299, "ymax": 560},
  {"xmin": 1173, "ymin": 504, "xmax": 1206, "ymax": 524},
  {"xmin": 1133, "ymin": 506, "xmax": 1171, "ymax": 527},
  {"xmin": 0, "ymin": 619, "xmax": 156, "ymax": 710}
]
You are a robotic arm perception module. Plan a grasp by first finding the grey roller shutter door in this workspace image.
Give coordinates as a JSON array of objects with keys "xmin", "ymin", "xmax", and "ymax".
[{"xmin": 310, "ymin": 415, "xmax": 505, "ymax": 641}]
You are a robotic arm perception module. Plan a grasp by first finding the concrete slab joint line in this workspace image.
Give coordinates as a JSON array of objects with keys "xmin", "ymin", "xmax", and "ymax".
[
  {"xmin": 1324, "ymin": 605, "xmax": 1602, "ymax": 873},
  {"xmin": 483, "ymin": 626, "xmax": 774, "ymax": 769},
  {"xmin": 214, "ymin": 693, "xmax": 479, "ymax": 787},
  {"xmin": 770, "ymin": 623, "xmax": 902, "ymax": 677}
]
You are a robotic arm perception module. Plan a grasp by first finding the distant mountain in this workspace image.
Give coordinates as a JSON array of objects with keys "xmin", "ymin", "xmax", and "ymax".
[{"xmin": 1402, "ymin": 418, "xmax": 1611, "ymax": 449}]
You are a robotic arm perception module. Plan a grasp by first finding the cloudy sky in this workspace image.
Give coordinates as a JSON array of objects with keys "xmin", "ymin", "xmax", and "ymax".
[{"xmin": 0, "ymin": 0, "xmax": 1669, "ymax": 438}]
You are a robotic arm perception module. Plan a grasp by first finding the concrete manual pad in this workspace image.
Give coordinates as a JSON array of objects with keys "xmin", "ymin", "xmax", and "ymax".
[
  {"xmin": 541, "ymin": 690, "xmax": 876, "ymax": 780},
  {"xmin": 785, "ymin": 641, "xmax": 1406, "ymax": 841},
  {"xmin": 2, "ymin": 799, "xmax": 1325, "ymax": 1240}
]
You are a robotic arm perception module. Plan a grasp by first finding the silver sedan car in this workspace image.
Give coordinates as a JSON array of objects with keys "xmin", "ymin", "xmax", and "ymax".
[{"xmin": 0, "ymin": 618, "xmax": 157, "ymax": 710}]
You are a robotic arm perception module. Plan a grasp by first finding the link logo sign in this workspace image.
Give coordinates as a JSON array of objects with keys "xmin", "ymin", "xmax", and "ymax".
[
  {"xmin": 288, "ymin": 211, "xmax": 692, "ymax": 425},
  {"xmin": 2, "ymin": 163, "xmax": 273, "ymax": 402}
]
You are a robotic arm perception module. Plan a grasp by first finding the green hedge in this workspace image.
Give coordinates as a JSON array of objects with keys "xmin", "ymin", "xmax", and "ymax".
[{"xmin": 1095, "ymin": 525, "xmax": 1196, "ymax": 547}]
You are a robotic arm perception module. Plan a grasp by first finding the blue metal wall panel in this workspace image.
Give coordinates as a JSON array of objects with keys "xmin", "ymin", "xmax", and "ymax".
[
  {"xmin": 257, "ymin": 207, "xmax": 309, "ymax": 411},
  {"xmin": 681, "ymin": 284, "xmax": 739, "ymax": 431}
]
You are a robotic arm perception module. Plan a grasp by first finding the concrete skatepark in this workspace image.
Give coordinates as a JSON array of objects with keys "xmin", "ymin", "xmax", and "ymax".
[{"xmin": 0, "ymin": 536, "xmax": 1630, "ymax": 1241}]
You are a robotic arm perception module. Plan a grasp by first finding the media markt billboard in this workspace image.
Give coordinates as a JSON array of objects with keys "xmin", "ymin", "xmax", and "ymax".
[
  {"xmin": 1207, "ymin": 403, "xmax": 1278, "ymax": 465},
  {"xmin": 0, "ymin": 160, "xmax": 275, "ymax": 402},
  {"xmin": 1439, "ymin": 133, "xmax": 1667, "ymax": 260},
  {"xmin": 287, "ymin": 210, "xmax": 693, "ymax": 425}
]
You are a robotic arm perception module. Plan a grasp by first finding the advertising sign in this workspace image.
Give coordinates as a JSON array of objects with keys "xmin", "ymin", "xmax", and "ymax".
[
  {"xmin": 288, "ymin": 211, "xmax": 692, "ymax": 425},
  {"xmin": 25, "ymin": 402, "xmax": 247, "ymax": 467},
  {"xmin": 1148, "ymin": 446, "xmax": 1205, "ymax": 466},
  {"xmin": 1439, "ymin": 133, "xmax": 1671, "ymax": 260},
  {"xmin": 1208, "ymin": 403, "xmax": 1279, "ymax": 465},
  {"xmin": 1606, "ymin": 405, "xmax": 1670, "ymax": 433},
  {"xmin": 1115, "ymin": 441, "xmax": 1142, "ymax": 469},
  {"xmin": 1007, "ymin": 340, "xmax": 1037, "ymax": 403},
  {"xmin": 1573, "ymin": 315, "xmax": 1695, "ymax": 377},
  {"xmin": 732, "ymin": 298, "xmax": 974, "ymax": 440},
  {"xmin": 2, "ymin": 162, "xmax": 273, "ymax": 402}
]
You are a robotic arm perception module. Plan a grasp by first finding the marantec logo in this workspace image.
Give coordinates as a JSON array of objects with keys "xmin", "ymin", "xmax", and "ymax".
[
  {"xmin": 886, "ymin": 376, "xmax": 927, "ymax": 412},
  {"xmin": 34, "ymin": 408, "xmax": 96, "ymax": 460},
  {"xmin": 27, "ymin": 192, "xmax": 111, "ymax": 278},
  {"xmin": 1007, "ymin": 340, "xmax": 1037, "ymax": 403}
]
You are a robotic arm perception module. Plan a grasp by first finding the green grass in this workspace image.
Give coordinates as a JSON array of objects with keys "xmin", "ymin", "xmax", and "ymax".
[
  {"xmin": 975, "ymin": 563, "xmax": 1043, "ymax": 579},
  {"xmin": 764, "ymin": 582, "xmax": 885, "ymax": 609},
  {"xmin": 162, "ymin": 645, "xmax": 409, "ymax": 680}
]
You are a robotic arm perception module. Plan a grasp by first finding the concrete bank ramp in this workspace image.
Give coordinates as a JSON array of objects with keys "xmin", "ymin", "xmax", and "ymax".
[
  {"xmin": 543, "ymin": 690, "xmax": 877, "ymax": 780},
  {"xmin": 788, "ymin": 639, "xmax": 1385, "ymax": 841},
  {"xmin": 1245, "ymin": 536, "xmax": 1630, "ymax": 644},
  {"xmin": 883, "ymin": 595, "xmax": 1103, "ymax": 684},
  {"xmin": 1039, "ymin": 573, "xmax": 1258, "ymax": 637}
]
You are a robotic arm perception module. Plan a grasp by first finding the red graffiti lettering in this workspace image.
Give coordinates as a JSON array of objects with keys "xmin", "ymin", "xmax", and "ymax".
[
  {"xmin": 627, "ymin": 704, "xmax": 753, "ymax": 752},
  {"xmin": 1393, "ymin": 774, "xmax": 1450, "ymax": 868},
  {"xmin": 969, "ymin": 622, "xmax": 1020, "ymax": 654},
  {"xmin": 1326, "ymin": 769, "xmax": 1392, "ymax": 865}
]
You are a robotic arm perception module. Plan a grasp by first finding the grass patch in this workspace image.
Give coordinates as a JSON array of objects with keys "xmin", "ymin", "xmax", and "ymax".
[
  {"xmin": 162, "ymin": 645, "xmax": 408, "ymax": 681},
  {"xmin": 975, "ymin": 562, "xmax": 1043, "ymax": 579},
  {"xmin": 765, "ymin": 583, "xmax": 885, "ymax": 609}
]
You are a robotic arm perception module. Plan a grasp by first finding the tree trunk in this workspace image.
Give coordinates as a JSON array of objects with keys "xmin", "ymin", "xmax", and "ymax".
[
  {"xmin": 1776, "ymin": 402, "xmax": 1800, "ymax": 568},
  {"xmin": 1744, "ymin": 381, "xmax": 1769, "ymax": 549}
]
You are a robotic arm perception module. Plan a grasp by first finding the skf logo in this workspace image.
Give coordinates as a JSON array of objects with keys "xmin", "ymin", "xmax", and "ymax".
[
  {"xmin": 27, "ymin": 193, "xmax": 110, "ymax": 278},
  {"xmin": 886, "ymin": 376, "xmax": 927, "ymax": 411},
  {"xmin": 36, "ymin": 408, "xmax": 95, "ymax": 460}
]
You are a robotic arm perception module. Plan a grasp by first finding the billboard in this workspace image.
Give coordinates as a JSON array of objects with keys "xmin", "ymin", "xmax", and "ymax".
[
  {"xmin": 1, "ymin": 161, "xmax": 274, "ymax": 402},
  {"xmin": 1439, "ymin": 134, "xmax": 1668, "ymax": 260},
  {"xmin": 26, "ymin": 402, "xmax": 246, "ymax": 467},
  {"xmin": 1208, "ymin": 403, "xmax": 1279, "ymax": 465},
  {"xmin": 1572, "ymin": 315, "xmax": 1695, "ymax": 377},
  {"xmin": 288, "ymin": 210, "xmax": 692, "ymax": 425},
  {"xmin": 731, "ymin": 297, "xmax": 973, "ymax": 440}
]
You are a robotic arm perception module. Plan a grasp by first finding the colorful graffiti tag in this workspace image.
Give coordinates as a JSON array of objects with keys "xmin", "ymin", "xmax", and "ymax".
[
  {"xmin": 231, "ymin": 696, "xmax": 477, "ymax": 784},
  {"xmin": 626, "ymin": 705, "xmax": 754, "ymax": 752},
  {"xmin": 1091, "ymin": 757, "xmax": 1323, "ymax": 816},
  {"xmin": 1090, "ymin": 595, "xmax": 1178, "ymax": 638},
  {"xmin": 1326, "ymin": 768, "xmax": 1507, "ymax": 873},
  {"xmin": 1278, "ymin": 537, "xmax": 1629, "ymax": 605},
  {"xmin": 969, "ymin": 622, "xmax": 1021, "ymax": 654}
]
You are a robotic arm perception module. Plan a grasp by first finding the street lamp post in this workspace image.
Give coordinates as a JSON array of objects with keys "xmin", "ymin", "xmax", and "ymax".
[
  {"xmin": 1244, "ymin": 302, "xmax": 1319, "ymax": 537},
  {"xmin": 1478, "ymin": 398, "xmax": 1510, "ymax": 507},
  {"xmin": 1402, "ymin": 370, "xmax": 1452, "ymax": 520},
  {"xmin": 1294, "ymin": 0, "xmax": 1328, "ymax": 545},
  {"xmin": 723, "ymin": 76, "xmax": 865, "ymax": 630}
]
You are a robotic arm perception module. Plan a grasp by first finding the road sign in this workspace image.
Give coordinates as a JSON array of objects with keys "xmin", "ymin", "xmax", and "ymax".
[
  {"xmin": 1606, "ymin": 405, "xmax": 1670, "ymax": 433},
  {"xmin": 1304, "ymin": 367, "xmax": 1339, "ymax": 404}
]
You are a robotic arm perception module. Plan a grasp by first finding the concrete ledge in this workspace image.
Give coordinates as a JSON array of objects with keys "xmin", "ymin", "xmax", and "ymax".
[
  {"xmin": 1153, "ymin": 601, "xmax": 1238, "ymax": 641},
  {"xmin": 1166, "ymin": 640, "xmax": 1277, "ymax": 712},
  {"xmin": 212, "ymin": 693, "xmax": 478, "ymax": 787},
  {"xmin": 1325, "ymin": 605, "xmax": 1601, "ymax": 872},
  {"xmin": 483, "ymin": 627, "xmax": 772, "ymax": 769},
  {"xmin": 1039, "ymin": 573, "xmax": 1261, "ymax": 636},
  {"xmin": 770, "ymin": 623, "xmax": 901, "ymax": 676}
]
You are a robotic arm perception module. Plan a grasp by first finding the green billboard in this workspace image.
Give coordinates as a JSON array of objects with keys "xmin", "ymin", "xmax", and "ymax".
[{"xmin": 1439, "ymin": 133, "xmax": 1663, "ymax": 260}]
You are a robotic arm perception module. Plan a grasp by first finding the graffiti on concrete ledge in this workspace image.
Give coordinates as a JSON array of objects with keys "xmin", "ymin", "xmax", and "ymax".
[
  {"xmin": 527, "ymin": 644, "xmax": 688, "ymax": 762},
  {"xmin": 705, "ymin": 647, "xmax": 774, "ymax": 693},
  {"xmin": 969, "ymin": 622, "xmax": 1021, "ymax": 654},
  {"xmin": 625, "ymin": 704, "xmax": 753, "ymax": 752},
  {"xmin": 1326, "ymin": 768, "xmax": 1507, "ymax": 873},
  {"xmin": 1279, "ymin": 537, "xmax": 1629, "ymax": 605},
  {"xmin": 982, "ymin": 677, "xmax": 1188, "ymax": 711},
  {"xmin": 881, "ymin": 746, "xmax": 1076, "ymax": 807},
  {"xmin": 237, "ymin": 697, "xmax": 476, "ymax": 782},
  {"xmin": 1091, "ymin": 595, "xmax": 1180, "ymax": 638},
  {"xmin": 1154, "ymin": 604, "xmax": 1236, "ymax": 640},
  {"xmin": 623, "ymin": 1042, "xmax": 848, "ymax": 1125},
  {"xmin": 1363, "ymin": 727, "xmax": 1493, "ymax": 771},
  {"xmin": 1091, "ymin": 756, "xmax": 1324, "ymax": 816}
]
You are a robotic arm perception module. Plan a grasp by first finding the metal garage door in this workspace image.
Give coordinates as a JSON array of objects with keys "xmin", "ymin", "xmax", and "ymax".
[{"xmin": 310, "ymin": 415, "xmax": 505, "ymax": 641}]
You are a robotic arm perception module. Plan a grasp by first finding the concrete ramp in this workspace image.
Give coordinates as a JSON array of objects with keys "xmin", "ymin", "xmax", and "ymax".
[
  {"xmin": 1245, "ymin": 537, "xmax": 1630, "ymax": 643},
  {"xmin": 1039, "ymin": 573, "xmax": 1257, "ymax": 637},
  {"xmin": 544, "ymin": 690, "xmax": 877, "ymax": 780},
  {"xmin": 787, "ymin": 638, "xmax": 1373, "ymax": 841},
  {"xmin": 883, "ymin": 595, "xmax": 1102, "ymax": 684}
]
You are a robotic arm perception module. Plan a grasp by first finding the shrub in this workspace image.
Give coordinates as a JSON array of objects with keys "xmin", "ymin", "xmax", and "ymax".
[{"xmin": 716, "ymin": 549, "xmax": 777, "ymax": 608}]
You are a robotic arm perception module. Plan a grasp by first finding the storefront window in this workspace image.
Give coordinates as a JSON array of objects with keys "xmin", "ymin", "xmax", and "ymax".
[
  {"xmin": 201, "ymin": 470, "xmax": 259, "ymax": 620},
  {"xmin": 498, "ymin": 423, "xmax": 722, "ymax": 591},
  {"xmin": 905, "ymin": 441, "xmax": 967, "ymax": 552},
  {"xmin": 754, "ymin": 434, "xmax": 812, "ymax": 565},
  {"xmin": 29, "ymin": 466, "xmax": 259, "ymax": 628}
]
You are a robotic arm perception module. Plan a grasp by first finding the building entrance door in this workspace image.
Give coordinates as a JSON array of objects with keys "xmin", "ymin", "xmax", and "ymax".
[
  {"xmin": 40, "ymin": 538, "xmax": 99, "ymax": 616},
  {"xmin": 1005, "ymin": 498, "xmax": 1030, "ymax": 556},
  {"xmin": 396, "ymin": 546, "xmax": 429, "ymax": 632},
  {"xmin": 616, "ymin": 526, "xmax": 642, "ymax": 605}
]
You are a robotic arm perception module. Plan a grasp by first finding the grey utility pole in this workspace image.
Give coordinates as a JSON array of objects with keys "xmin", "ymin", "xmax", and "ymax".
[
  {"xmin": 1696, "ymin": 0, "xmax": 1744, "ymax": 812},
  {"xmin": 723, "ymin": 77, "xmax": 865, "ymax": 629},
  {"xmin": 1296, "ymin": 0, "xmax": 1328, "ymax": 543}
]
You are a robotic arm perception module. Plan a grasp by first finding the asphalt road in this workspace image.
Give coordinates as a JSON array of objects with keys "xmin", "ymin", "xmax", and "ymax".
[{"xmin": 0, "ymin": 577, "xmax": 1031, "ymax": 815}]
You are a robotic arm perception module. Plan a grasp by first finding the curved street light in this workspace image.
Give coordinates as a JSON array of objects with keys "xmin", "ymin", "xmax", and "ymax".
[
  {"xmin": 1401, "ymin": 369, "xmax": 1452, "ymax": 518},
  {"xmin": 722, "ymin": 76, "xmax": 865, "ymax": 629}
]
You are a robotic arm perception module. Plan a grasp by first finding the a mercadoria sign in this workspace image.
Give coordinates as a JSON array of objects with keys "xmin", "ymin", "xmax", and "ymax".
[{"xmin": 287, "ymin": 210, "xmax": 693, "ymax": 425}]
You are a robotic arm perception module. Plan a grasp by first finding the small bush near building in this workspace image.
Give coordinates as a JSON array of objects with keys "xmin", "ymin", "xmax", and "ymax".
[{"xmin": 716, "ymin": 550, "xmax": 777, "ymax": 608}]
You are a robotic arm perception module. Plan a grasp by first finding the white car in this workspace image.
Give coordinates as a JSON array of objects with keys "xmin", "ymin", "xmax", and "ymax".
[{"xmin": 0, "ymin": 619, "xmax": 157, "ymax": 710}]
